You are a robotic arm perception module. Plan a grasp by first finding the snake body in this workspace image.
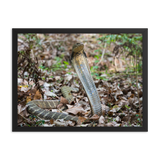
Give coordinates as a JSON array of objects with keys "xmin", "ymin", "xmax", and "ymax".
[
  {"xmin": 71, "ymin": 43, "xmax": 102, "ymax": 115},
  {"xmin": 27, "ymin": 86, "xmax": 78, "ymax": 122},
  {"xmin": 27, "ymin": 43, "xmax": 102, "ymax": 123}
]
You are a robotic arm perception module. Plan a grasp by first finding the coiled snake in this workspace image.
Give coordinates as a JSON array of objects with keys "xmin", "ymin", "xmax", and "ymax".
[{"xmin": 27, "ymin": 43, "xmax": 102, "ymax": 123}]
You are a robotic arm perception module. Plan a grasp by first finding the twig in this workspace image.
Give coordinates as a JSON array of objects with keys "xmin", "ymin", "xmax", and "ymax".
[
  {"xmin": 135, "ymin": 53, "xmax": 141, "ymax": 110},
  {"xmin": 42, "ymin": 40, "xmax": 65, "ymax": 44},
  {"xmin": 97, "ymin": 43, "xmax": 107, "ymax": 66},
  {"xmin": 42, "ymin": 40, "xmax": 66, "ymax": 52},
  {"xmin": 18, "ymin": 114, "xmax": 33, "ymax": 124}
]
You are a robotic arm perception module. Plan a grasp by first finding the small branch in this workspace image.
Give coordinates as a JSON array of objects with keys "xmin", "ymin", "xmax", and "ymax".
[
  {"xmin": 97, "ymin": 43, "xmax": 107, "ymax": 66},
  {"xmin": 18, "ymin": 114, "xmax": 33, "ymax": 124},
  {"xmin": 135, "ymin": 53, "xmax": 141, "ymax": 111}
]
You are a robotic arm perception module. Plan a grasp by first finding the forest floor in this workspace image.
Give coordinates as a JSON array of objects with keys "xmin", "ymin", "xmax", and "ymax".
[{"xmin": 17, "ymin": 34, "xmax": 143, "ymax": 127}]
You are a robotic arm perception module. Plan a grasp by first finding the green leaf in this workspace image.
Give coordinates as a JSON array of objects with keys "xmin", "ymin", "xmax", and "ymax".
[
  {"xmin": 125, "ymin": 105, "xmax": 130, "ymax": 109},
  {"xmin": 55, "ymin": 57, "xmax": 61, "ymax": 62},
  {"xmin": 96, "ymin": 76, "xmax": 101, "ymax": 79},
  {"xmin": 102, "ymin": 78, "xmax": 108, "ymax": 81},
  {"xmin": 93, "ymin": 66, "xmax": 99, "ymax": 69},
  {"xmin": 94, "ymin": 49, "xmax": 100, "ymax": 53},
  {"xmin": 94, "ymin": 55, "xmax": 99, "ymax": 59},
  {"xmin": 63, "ymin": 61, "xmax": 69, "ymax": 65},
  {"xmin": 94, "ymin": 60, "xmax": 99, "ymax": 63}
]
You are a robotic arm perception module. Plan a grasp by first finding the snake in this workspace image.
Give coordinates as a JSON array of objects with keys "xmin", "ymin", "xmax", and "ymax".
[{"xmin": 27, "ymin": 43, "xmax": 102, "ymax": 123}]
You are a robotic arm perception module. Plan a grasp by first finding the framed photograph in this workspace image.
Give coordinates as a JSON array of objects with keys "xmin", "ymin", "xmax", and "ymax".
[{"xmin": 12, "ymin": 28, "xmax": 148, "ymax": 132}]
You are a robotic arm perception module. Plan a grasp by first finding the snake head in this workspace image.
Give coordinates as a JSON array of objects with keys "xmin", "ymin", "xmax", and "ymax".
[
  {"xmin": 72, "ymin": 43, "xmax": 84, "ymax": 53},
  {"xmin": 71, "ymin": 43, "xmax": 87, "ymax": 61}
]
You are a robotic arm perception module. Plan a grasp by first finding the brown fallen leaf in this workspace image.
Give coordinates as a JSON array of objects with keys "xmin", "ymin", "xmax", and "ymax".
[
  {"xmin": 99, "ymin": 116, "xmax": 105, "ymax": 124},
  {"xmin": 97, "ymin": 124, "xmax": 105, "ymax": 127},
  {"xmin": 84, "ymin": 111, "xmax": 91, "ymax": 117},
  {"xmin": 89, "ymin": 114, "xmax": 99, "ymax": 120},
  {"xmin": 26, "ymin": 94, "xmax": 32, "ymax": 103},
  {"xmin": 83, "ymin": 97, "xmax": 88, "ymax": 102},
  {"xmin": 57, "ymin": 103, "xmax": 64, "ymax": 109},
  {"xmin": 18, "ymin": 104, "xmax": 29, "ymax": 116},
  {"xmin": 34, "ymin": 90, "xmax": 42, "ymax": 100},
  {"xmin": 102, "ymin": 104, "xmax": 110, "ymax": 116},
  {"xmin": 50, "ymin": 119, "xmax": 54, "ymax": 124},
  {"xmin": 66, "ymin": 120, "xmax": 76, "ymax": 126},
  {"xmin": 105, "ymin": 122, "xmax": 113, "ymax": 127},
  {"xmin": 64, "ymin": 74, "xmax": 72, "ymax": 83},
  {"xmin": 66, "ymin": 106, "xmax": 86, "ymax": 115},
  {"xmin": 66, "ymin": 104, "xmax": 74, "ymax": 109},
  {"xmin": 37, "ymin": 34, "xmax": 45, "ymax": 39},
  {"xmin": 21, "ymin": 86, "xmax": 29, "ymax": 92},
  {"xmin": 77, "ymin": 116, "xmax": 87, "ymax": 125},
  {"xmin": 54, "ymin": 121, "xmax": 68, "ymax": 127},
  {"xmin": 60, "ymin": 96, "xmax": 69, "ymax": 105},
  {"xmin": 55, "ymin": 76, "xmax": 61, "ymax": 81}
]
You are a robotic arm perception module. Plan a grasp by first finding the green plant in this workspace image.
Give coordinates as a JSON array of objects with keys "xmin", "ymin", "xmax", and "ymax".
[
  {"xmin": 90, "ymin": 66, "xmax": 108, "ymax": 80},
  {"xmin": 36, "ymin": 120, "xmax": 45, "ymax": 126},
  {"xmin": 63, "ymin": 61, "xmax": 69, "ymax": 69},
  {"xmin": 39, "ymin": 56, "xmax": 70, "ymax": 72},
  {"xmin": 125, "ymin": 105, "xmax": 130, "ymax": 109},
  {"xmin": 98, "ymin": 33, "xmax": 143, "ymax": 73}
]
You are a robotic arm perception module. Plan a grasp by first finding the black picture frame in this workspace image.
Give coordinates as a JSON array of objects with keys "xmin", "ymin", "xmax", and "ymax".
[{"xmin": 13, "ymin": 28, "xmax": 148, "ymax": 132}]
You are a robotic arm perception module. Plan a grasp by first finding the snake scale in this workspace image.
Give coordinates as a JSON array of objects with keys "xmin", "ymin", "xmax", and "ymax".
[{"xmin": 27, "ymin": 43, "xmax": 102, "ymax": 123}]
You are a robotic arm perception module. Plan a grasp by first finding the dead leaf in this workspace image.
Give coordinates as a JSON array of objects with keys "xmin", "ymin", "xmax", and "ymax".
[
  {"xmin": 72, "ymin": 93, "xmax": 77, "ymax": 97},
  {"xmin": 60, "ymin": 96, "xmax": 69, "ymax": 105},
  {"xmin": 83, "ymin": 97, "xmax": 88, "ymax": 102},
  {"xmin": 45, "ymin": 90, "xmax": 57, "ymax": 97},
  {"xmin": 115, "ymin": 57, "xmax": 125, "ymax": 72},
  {"xmin": 17, "ymin": 104, "xmax": 29, "ymax": 118},
  {"xmin": 97, "ymin": 124, "xmax": 105, "ymax": 127},
  {"xmin": 47, "ymin": 78, "xmax": 54, "ymax": 83},
  {"xmin": 57, "ymin": 103, "xmax": 64, "ymax": 109},
  {"xmin": 89, "ymin": 114, "xmax": 99, "ymax": 120},
  {"xmin": 76, "ymin": 101, "xmax": 90, "ymax": 111},
  {"xmin": 37, "ymin": 34, "xmax": 45, "ymax": 39},
  {"xmin": 64, "ymin": 74, "xmax": 72, "ymax": 82},
  {"xmin": 54, "ymin": 121, "xmax": 68, "ymax": 127},
  {"xmin": 18, "ymin": 78, "xmax": 23, "ymax": 85},
  {"xmin": 102, "ymin": 104, "xmax": 110, "ymax": 115},
  {"xmin": 105, "ymin": 122, "xmax": 113, "ymax": 127},
  {"xmin": 42, "ymin": 124, "xmax": 55, "ymax": 127},
  {"xmin": 50, "ymin": 119, "xmax": 54, "ymax": 124},
  {"xmin": 39, "ymin": 80, "xmax": 44, "ymax": 86},
  {"xmin": 17, "ymin": 115, "xmax": 23, "ymax": 124},
  {"xmin": 66, "ymin": 106, "xmax": 86, "ymax": 115},
  {"xmin": 43, "ymin": 82, "xmax": 51, "ymax": 90},
  {"xmin": 34, "ymin": 90, "xmax": 42, "ymax": 100},
  {"xmin": 55, "ymin": 76, "xmax": 61, "ymax": 81},
  {"xmin": 115, "ymin": 116, "xmax": 121, "ymax": 122},
  {"xmin": 21, "ymin": 86, "xmax": 29, "ymax": 92},
  {"xmin": 26, "ymin": 94, "xmax": 32, "ymax": 103},
  {"xmin": 17, "ymin": 104, "xmax": 23, "ymax": 114},
  {"xmin": 66, "ymin": 104, "xmax": 74, "ymax": 109},
  {"xmin": 99, "ymin": 116, "xmax": 105, "ymax": 124},
  {"xmin": 110, "ymin": 105, "xmax": 121, "ymax": 113},
  {"xmin": 66, "ymin": 120, "xmax": 76, "ymax": 126},
  {"xmin": 77, "ymin": 116, "xmax": 87, "ymax": 125},
  {"xmin": 84, "ymin": 110, "xmax": 91, "ymax": 117},
  {"xmin": 127, "ymin": 91, "xmax": 132, "ymax": 98}
]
